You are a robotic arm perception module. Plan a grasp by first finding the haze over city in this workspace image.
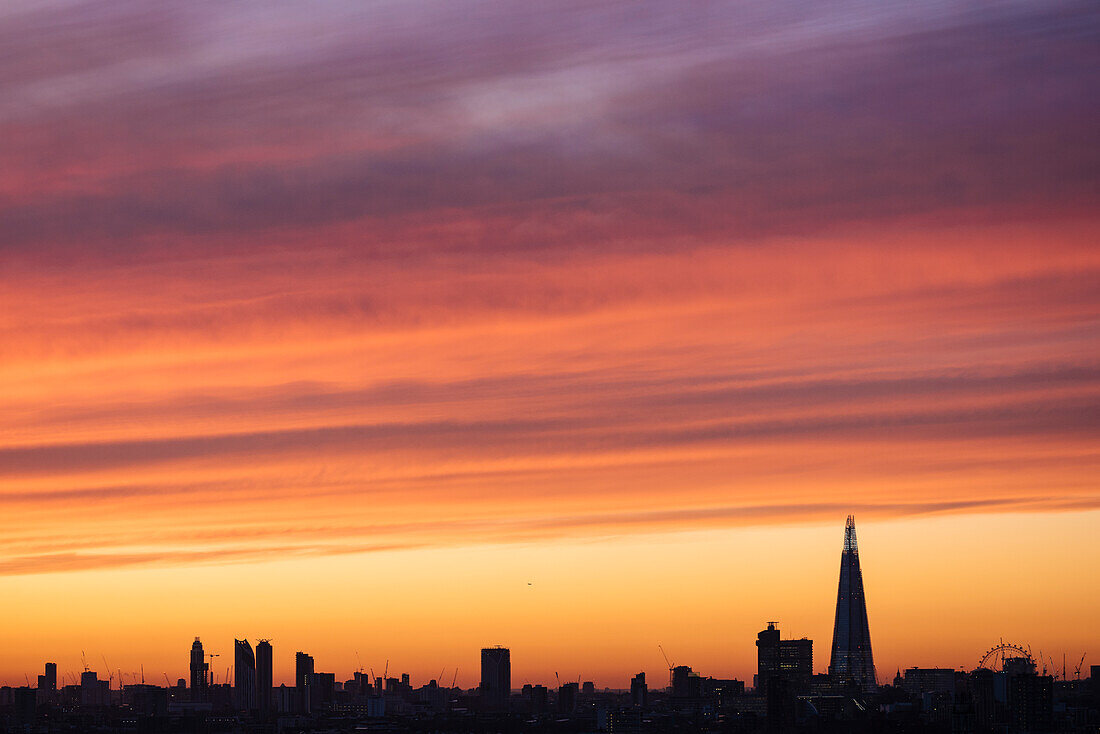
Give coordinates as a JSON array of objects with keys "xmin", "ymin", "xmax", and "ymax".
[{"xmin": 1, "ymin": 0, "xmax": 1098, "ymax": 703}]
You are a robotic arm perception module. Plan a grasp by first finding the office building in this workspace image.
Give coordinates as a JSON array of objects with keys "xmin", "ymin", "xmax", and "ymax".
[
  {"xmin": 756, "ymin": 622, "xmax": 813, "ymax": 694},
  {"xmin": 630, "ymin": 672, "xmax": 647, "ymax": 707},
  {"xmin": 256, "ymin": 639, "xmax": 273, "ymax": 714},
  {"xmin": 296, "ymin": 651, "xmax": 315, "ymax": 712},
  {"xmin": 234, "ymin": 638, "xmax": 256, "ymax": 711},
  {"xmin": 480, "ymin": 646, "xmax": 511, "ymax": 710}
]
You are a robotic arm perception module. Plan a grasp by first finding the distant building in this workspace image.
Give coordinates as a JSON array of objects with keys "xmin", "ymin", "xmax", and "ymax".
[
  {"xmin": 80, "ymin": 671, "xmax": 109, "ymax": 707},
  {"xmin": 295, "ymin": 652, "xmax": 315, "ymax": 713},
  {"xmin": 828, "ymin": 516, "xmax": 876, "ymax": 692},
  {"xmin": 522, "ymin": 683, "xmax": 548, "ymax": 713},
  {"xmin": 190, "ymin": 638, "xmax": 208, "ymax": 703},
  {"xmin": 256, "ymin": 639, "xmax": 273, "ymax": 714},
  {"xmin": 672, "ymin": 665, "xmax": 703, "ymax": 698},
  {"xmin": 39, "ymin": 662, "xmax": 57, "ymax": 692},
  {"xmin": 756, "ymin": 622, "xmax": 813, "ymax": 694},
  {"xmin": 480, "ymin": 646, "xmax": 511, "ymax": 710},
  {"xmin": 306, "ymin": 672, "xmax": 336, "ymax": 710},
  {"xmin": 901, "ymin": 667, "xmax": 956, "ymax": 697},
  {"xmin": 630, "ymin": 672, "xmax": 647, "ymax": 707},
  {"xmin": 234, "ymin": 639, "xmax": 256, "ymax": 711},
  {"xmin": 1009, "ymin": 671, "xmax": 1053, "ymax": 732},
  {"xmin": 558, "ymin": 681, "xmax": 578, "ymax": 713}
]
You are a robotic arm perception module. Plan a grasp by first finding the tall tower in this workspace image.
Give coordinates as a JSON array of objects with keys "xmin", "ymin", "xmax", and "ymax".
[
  {"xmin": 190, "ymin": 638, "xmax": 209, "ymax": 703},
  {"xmin": 480, "ymin": 646, "xmax": 511, "ymax": 710},
  {"xmin": 256, "ymin": 640, "xmax": 273, "ymax": 715},
  {"xmin": 234, "ymin": 639, "xmax": 256, "ymax": 712},
  {"xmin": 828, "ymin": 516, "xmax": 876, "ymax": 692},
  {"xmin": 295, "ymin": 652, "xmax": 315, "ymax": 713}
]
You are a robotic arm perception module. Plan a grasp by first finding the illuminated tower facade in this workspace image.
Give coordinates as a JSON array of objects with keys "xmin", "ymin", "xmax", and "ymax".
[{"xmin": 828, "ymin": 516, "xmax": 876, "ymax": 692}]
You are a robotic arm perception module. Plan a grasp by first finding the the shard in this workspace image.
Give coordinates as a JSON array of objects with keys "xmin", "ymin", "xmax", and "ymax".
[{"xmin": 828, "ymin": 515, "xmax": 876, "ymax": 691}]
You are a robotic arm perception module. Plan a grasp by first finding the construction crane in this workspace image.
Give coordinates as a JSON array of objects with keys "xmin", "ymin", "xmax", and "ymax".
[
  {"xmin": 1075, "ymin": 653, "xmax": 1087, "ymax": 681},
  {"xmin": 101, "ymin": 656, "xmax": 114, "ymax": 689},
  {"xmin": 658, "ymin": 645, "xmax": 674, "ymax": 689},
  {"xmin": 164, "ymin": 673, "xmax": 171, "ymax": 687},
  {"xmin": 438, "ymin": 668, "xmax": 445, "ymax": 685},
  {"xmin": 383, "ymin": 659, "xmax": 389, "ymax": 679},
  {"xmin": 355, "ymin": 652, "xmax": 364, "ymax": 674},
  {"xmin": 451, "ymin": 668, "xmax": 459, "ymax": 689},
  {"xmin": 81, "ymin": 651, "xmax": 89, "ymax": 673}
]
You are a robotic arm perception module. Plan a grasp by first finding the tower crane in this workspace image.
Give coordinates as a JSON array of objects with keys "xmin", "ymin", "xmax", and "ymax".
[
  {"xmin": 1075, "ymin": 653, "xmax": 1087, "ymax": 681},
  {"xmin": 451, "ymin": 668, "xmax": 459, "ymax": 689},
  {"xmin": 206, "ymin": 652, "xmax": 219, "ymax": 687},
  {"xmin": 101, "ymin": 656, "xmax": 114, "ymax": 689},
  {"xmin": 659, "ymin": 645, "xmax": 675, "ymax": 689}
]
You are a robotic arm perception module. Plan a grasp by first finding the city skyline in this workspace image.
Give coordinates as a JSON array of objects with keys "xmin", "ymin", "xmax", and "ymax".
[
  {"xmin": 0, "ymin": 515, "xmax": 1093, "ymax": 689},
  {"xmin": 1, "ymin": 0, "xmax": 1098, "ymax": 706}
]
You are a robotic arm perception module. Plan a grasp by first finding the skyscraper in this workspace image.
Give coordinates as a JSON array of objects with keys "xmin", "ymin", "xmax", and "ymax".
[
  {"xmin": 256, "ymin": 639, "xmax": 273, "ymax": 714},
  {"xmin": 295, "ymin": 652, "xmax": 315, "ymax": 713},
  {"xmin": 828, "ymin": 515, "xmax": 876, "ymax": 692},
  {"xmin": 234, "ymin": 639, "xmax": 256, "ymax": 712},
  {"xmin": 480, "ymin": 646, "xmax": 511, "ymax": 710},
  {"xmin": 190, "ymin": 638, "xmax": 208, "ymax": 703}
]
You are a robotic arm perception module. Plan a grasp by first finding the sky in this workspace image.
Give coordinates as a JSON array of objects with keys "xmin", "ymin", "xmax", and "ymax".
[{"xmin": 1, "ymin": 0, "xmax": 1098, "ymax": 689}]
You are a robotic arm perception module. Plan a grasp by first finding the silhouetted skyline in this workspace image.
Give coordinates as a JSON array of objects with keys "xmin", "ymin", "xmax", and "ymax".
[{"xmin": 2, "ymin": 1, "xmax": 1097, "ymax": 728}]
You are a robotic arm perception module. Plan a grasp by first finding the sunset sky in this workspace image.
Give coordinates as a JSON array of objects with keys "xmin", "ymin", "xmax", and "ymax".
[{"xmin": 1, "ymin": 0, "xmax": 1098, "ymax": 688}]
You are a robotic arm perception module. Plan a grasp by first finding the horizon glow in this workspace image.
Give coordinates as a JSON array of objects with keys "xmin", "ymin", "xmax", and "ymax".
[{"xmin": 1, "ymin": 0, "xmax": 1097, "ymax": 689}]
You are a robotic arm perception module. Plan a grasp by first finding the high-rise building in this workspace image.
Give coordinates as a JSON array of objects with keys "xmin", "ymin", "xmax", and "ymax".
[
  {"xmin": 756, "ymin": 622, "xmax": 812, "ymax": 693},
  {"xmin": 37, "ymin": 662, "xmax": 57, "ymax": 692},
  {"xmin": 295, "ymin": 652, "xmax": 315, "ymax": 712},
  {"xmin": 234, "ymin": 639, "xmax": 256, "ymax": 712},
  {"xmin": 480, "ymin": 646, "xmax": 511, "ymax": 710},
  {"xmin": 256, "ymin": 640, "xmax": 273, "ymax": 714},
  {"xmin": 828, "ymin": 515, "xmax": 876, "ymax": 692},
  {"xmin": 630, "ymin": 672, "xmax": 647, "ymax": 707},
  {"xmin": 190, "ymin": 638, "xmax": 208, "ymax": 703}
]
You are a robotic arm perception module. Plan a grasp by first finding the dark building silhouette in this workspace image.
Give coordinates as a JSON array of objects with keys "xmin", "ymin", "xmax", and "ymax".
[
  {"xmin": 901, "ymin": 667, "xmax": 956, "ymax": 697},
  {"xmin": 557, "ymin": 681, "xmax": 578, "ymax": 713},
  {"xmin": 234, "ymin": 638, "xmax": 256, "ymax": 711},
  {"xmin": 190, "ymin": 637, "xmax": 208, "ymax": 702},
  {"xmin": 37, "ymin": 662, "xmax": 57, "ymax": 702},
  {"xmin": 828, "ymin": 515, "xmax": 876, "ymax": 691},
  {"xmin": 480, "ymin": 646, "xmax": 511, "ymax": 710},
  {"xmin": 756, "ymin": 622, "xmax": 813, "ymax": 694},
  {"xmin": 307, "ymin": 671, "xmax": 336, "ymax": 710},
  {"xmin": 256, "ymin": 639, "xmax": 273, "ymax": 714},
  {"xmin": 672, "ymin": 665, "xmax": 703, "ymax": 698},
  {"xmin": 80, "ymin": 670, "xmax": 109, "ymax": 707},
  {"xmin": 630, "ymin": 672, "xmax": 647, "ymax": 707},
  {"xmin": 295, "ymin": 651, "xmax": 315, "ymax": 712},
  {"xmin": 522, "ymin": 683, "xmax": 548, "ymax": 713}
]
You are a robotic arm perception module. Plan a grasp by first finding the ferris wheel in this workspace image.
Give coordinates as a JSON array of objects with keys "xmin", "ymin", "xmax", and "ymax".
[{"xmin": 978, "ymin": 642, "xmax": 1033, "ymax": 672}]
